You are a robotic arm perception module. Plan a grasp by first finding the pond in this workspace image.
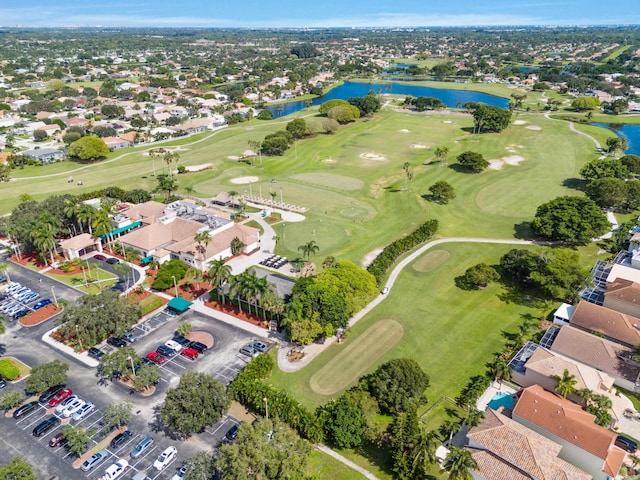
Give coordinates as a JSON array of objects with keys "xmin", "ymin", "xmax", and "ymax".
[
  {"xmin": 593, "ymin": 122, "xmax": 640, "ymax": 156},
  {"xmin": 267, "ymin": 80, "xmax": 509, "ymax": 117}
]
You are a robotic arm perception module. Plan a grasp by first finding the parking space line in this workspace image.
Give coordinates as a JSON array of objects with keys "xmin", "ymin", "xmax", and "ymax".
[{"xmin": 129, "ymin": 445, "xmax": 158, "ymax": 470}]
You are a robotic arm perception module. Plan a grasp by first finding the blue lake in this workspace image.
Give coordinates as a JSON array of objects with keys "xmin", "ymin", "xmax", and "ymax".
[
  {"xmin": 593, "ymin": 123, "xmax": 640, "ymax": 156},
  {"xmin": 267, "ymin": 81, "xmax": 509, "ymax": 117}
]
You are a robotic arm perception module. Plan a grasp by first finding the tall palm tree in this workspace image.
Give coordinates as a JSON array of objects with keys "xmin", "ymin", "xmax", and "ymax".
[
  {"xmin": 297, "ymin": 240, "xmax": 319, "ymax": 261},
  {"xmin": 443, "ymin": 446, "xmax": 478, "ymax": 480},
  {"xmin": 193, "ymin": 230, "xmax": 212, "ymax": 268},
  {"xmin": 208, "ymin": 258, "xmax": 232, "ymax": 303},
  {"xmin": 552, "ymin": 368, "xmax": 577, "ymax": 399},
  {"xmin": 77, "ymin": 204, "xmax": 96, "ymax": 235},
  {"xmin": 63, "ymin": 197, "xmax": 84, "ymax": 235},
  {"xmin": 490, "ymin": 356, "xmax": 511, "ymax": 388},
  {"xmin": 92, "ymin": 209, "xmax": 114, "ymax": 248},
  {"xmin": 411, "ymin": 429, "xmax": 439, "ymax": 473},
  {"xmin": 434, "ymin": 146, "xmax": 450, "ymax": 166},
  {"xmin": 31, "ymin": 221, "xmax": 57, "ymax": 265}
]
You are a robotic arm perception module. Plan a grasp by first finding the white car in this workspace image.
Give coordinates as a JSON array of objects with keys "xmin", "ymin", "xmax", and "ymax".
[
  {"xmin": 72, "ymin": 402, "xmax": 94, "ymax": 421},
  {"xmin": 165, "ymin": 339, "xmax": 183, "ymax": 353},
  {"xmin": 102, "ymin": 459, "xmax": 128, "ymax": 479},
  {"xmin": 153, "ymin": 446, "xmax": 177, "ymax": 471},
  {"xmin": 55, "ymin": 394, "xmax": 78, "ymax": 413},
  {"xmin": 61, "ymin": 398, "xmax": 84, "ymax": 417},
  {"xmin": 171, "ymin": 464, "xmax": 188, "ymax": 480}
]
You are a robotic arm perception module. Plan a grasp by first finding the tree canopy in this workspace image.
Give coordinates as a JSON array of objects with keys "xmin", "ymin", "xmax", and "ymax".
[
  {"xmin": 67, "ymin": 135, "xmax": 109, "ymax": 161},
  {"xmin": 366, "ymin": 358, "xmax": 430, "ymax": 414},
  {"xmin": 531, "ymin": 196, "xmax": 609, "ymax": 244},
  {"xmin": 457, "ymin": 263, "xmax": 499, "ymax": 290},
  {"xmin": 457, "ymin": 151, "xmax": 489, "ymax": 173},
  {"xmin": 572, "ymin": 95, "xmax": 601, "ymax": 111},
  {"xmin": 0, "ymin": 456, "xmax": 36, "ymax": 480},
  {"xmin": 472, "ymin": 104, "xmax": 511, "ymax": 133},
  {"xmin": 25, "ymin": 359, "xmax": 68, "ymax": 394},
  {"xmin": 160, "ymin": 371, "xmax": 230, "ymax": 438},
  {"xmin": 428, "ymin": 180, "xmax": 456, "ymax": 204},
  {"xmin": 579, "ymin": 158, "xmax": 628, "ymax": 181}
]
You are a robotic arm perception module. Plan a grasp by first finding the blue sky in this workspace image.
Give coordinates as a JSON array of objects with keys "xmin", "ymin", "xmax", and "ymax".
[{"xmin": 0, "ymin": 0, "xmax": 638, "ymax": 27}]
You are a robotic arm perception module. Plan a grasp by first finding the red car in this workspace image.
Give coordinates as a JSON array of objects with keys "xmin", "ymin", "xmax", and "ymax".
[
  {"xmin": 49, "ymin": 432, "xmax": 67, "ymax": 447},
  {"xmin": 47, "ymin": 388, "xmax": 73, "ymax": 407},
  {"xmin": 180, "ymin": 347, "xmax": 199, "ymax": 360},
  {"xmin": 93, "ymin": 254, "xmax": 107, "ymax": 261},
  {"xmin": 146, "ymin": 352, "xmax": 167, "ymax": 364}
]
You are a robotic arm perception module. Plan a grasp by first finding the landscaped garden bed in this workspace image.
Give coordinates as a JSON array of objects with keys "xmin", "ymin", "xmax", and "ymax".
[
  {"xmin": 19, "ymin": 303, "xmax": 63, "ymax": 327},
  {"xmin": 204, "ymin": 299, "xmax": 268, "ymax": 329}
]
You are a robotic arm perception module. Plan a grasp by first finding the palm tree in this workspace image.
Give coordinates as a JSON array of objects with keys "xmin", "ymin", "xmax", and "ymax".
[
  {"xmin": 552, "ymin": 369, "xmax": 577, "ymax": 398},
  {"xmin": 207, "ymin": 258, "xmax": 232, "ymax": 303},
  {"xmin": 297, "ymin": 240, "xmax": 319, "ymax": 261},
  {"xmin": 490, "ymin": 356, "xmax": 511, "ymax": 388},
  {"xmin": 434, "ymin": 146, "xmax": 450, "ymax": 166},
  {"xmin": 443, "ymin": 446, "xmax": 478, "ymax": 480},
  {"xmin": 412, "ymin": 429, "xmax": 439, "ymax": 473},
  {"xmin": 77, "ymin": 204, "xmax": 96, "ymax": 235},
  {"xmin": 228, "ymin": 190, "xmax": 239, "ymax": 208},
  {"xmin": 230, "ymin": 236, "xmax": 245, "ymax": 256},
  {"xmin": 193, "ymin": 230, "xmax": 212, "ymax": 268},
  {"xmin": 92, "ymin": 209, "xmax": 114, "ymax": 248},
  {"xmin": 63, "ymin": 197, "xmax": 84, "ymax": 235},
  {"xmin": 32, "ymin": 221, "xmax": 57, "ymax": 265}
]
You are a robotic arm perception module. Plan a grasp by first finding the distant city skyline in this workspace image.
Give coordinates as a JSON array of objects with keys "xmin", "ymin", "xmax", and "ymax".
[{"xmin": 1, "ymin": 1, "xmax": 638, "ymax": 28}]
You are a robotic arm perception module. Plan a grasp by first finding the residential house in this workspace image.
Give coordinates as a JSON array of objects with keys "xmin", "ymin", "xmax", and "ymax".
[
  {"xmin": 562, "ymin": 300, "xmax": 640, "ymax": 348},
  {"xmin": 15, "ymin": 121, "xmax": 46, "ymax": 135},
  {"xmin": 603, "ymin": 278, "xmax": 640, "ymax": 318},
  {"xmin": 606, "ymin": 263, "xmax": 640, "ymax": 284},
  {"xmin": 465, "ymin": 407, "xmax": 591, "ymax": 480},
  {"xmin": 553, "ymin": 303, "xmax": 575, "ymax": 324},
  {"xmin": 512, "ymin": 385, "xmax": 626, "ymax": 480},
  {"xmin": 102, "ymin": 136, "xmax": 131, "ymax": 150},
  {"xmin": 63, "ymin": 117, "xmax": 88, "ymax": 128},
  {"xmin": 37, "ymin": 124, "xmax": 61, "ymax": 136},
  {"xmin": 21, "ymin": 148, "xmax": 66, "ymax": 164},
  {"xmin": 509, "ymin": 341, "xmax": 631, "ymax": 426}
]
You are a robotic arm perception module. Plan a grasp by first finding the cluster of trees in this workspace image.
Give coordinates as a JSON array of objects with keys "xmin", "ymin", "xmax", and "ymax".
[
  {"xmin": 347, "ymin": 93, "xmax": 382, "ymax": 116},
  {"xmin": 98, "ymin": 347, "xmax": 161, "ymax": 391},
  {"xmin": 500, "ymin": 248, "xmax": 588, "ymax": 301},
  {"xmin": 55, "ymin": 291, "xmax": 141, "ymax": 350},
  {"xmin": 581, "ymin": 155, "xmax": 640, "ymax": 211},
  {"xmin": 457, "ymin": 263, "xmax": 500, "ymax": 290},
  {"xmin": 283, "ymin": 260, "xmax": 377, "ymax": 345},
  {"xmin": 67, "ymin": 135, "xmax": 110, "ymax": 161},
  {"xmin": 260, "ymin": 129, "xmax": 294, "ymax": 156},
  {"xmin": 25, "ymin": 359, "xmax": 68, "ymax": 394},
  {"xmin": 318, "ymin": 99, "xmax": 361, "ymax": 123},
  {"xmin": 571, "ymin": 95, "xmax": 601, "ymax": 111},
  {"xmin": 151, "ymin": 259, "xmax": 189, "ymax": 290},
  {"xmin": 402, "ymin": 96, "xmax": 446, "ymax": 111},
  {"xmin": 0, "ymin": 456, "xmax": 36, "ymax": 480},
  {"xmin": 457, "ymin": 151, "xmax": 489, "ymax": 173},
  {"xmin": 367, "ymin": 220, "xmax": 439, "ymax": 284},
  {"xmin": 471, "ymin": 104, "xmax": 512, "ymax": 133},
  {"xmin": 531, "ymin": 196, "xmax": 609, "ymax": 244}
]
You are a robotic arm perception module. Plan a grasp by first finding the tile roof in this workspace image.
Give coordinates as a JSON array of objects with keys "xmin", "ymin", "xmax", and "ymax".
[
  {"xmin": 570, "ymin": 300, "xmax": 640, "ymax": 347},
  {"xmin": 468, "ymin": 408, "xmax": 590, "ymax": 480},
  {"xmin": 119, "ymin": 217, "xmax": 201, "ymax": 251},
  {"xmin": 59, "ymin": 233, "xmax": 99, "ymax": 251},
  {"xmin": 166, "ymin": 223, "xmax": 259, "ymax": 257},
  {"xmin": 550, "ymin": 326, "xmax": 640, "ymax": 384},
  {"xmin": 121, "ymin": 201, "xmax": 167, "ymax": 225},
  {"xmin": 512, "ymin": 385, "xmax": 623, "ymax": 476},
  {"xmin": 605, "ymin": 278, "xmax": 640, "ymax": 309}
]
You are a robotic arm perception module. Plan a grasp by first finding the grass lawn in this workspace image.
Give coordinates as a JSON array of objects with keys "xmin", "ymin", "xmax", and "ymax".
[
  {"xmin": 46, "ymin": 268, "xmax": 117, "ymax": 294},
  {"xmin": 306, "ymin": 450, "xmax": 368, "ymax": 480},
  {"xmin": 6, "ymin": 357, "xmax": 32, "ymax": 380}
]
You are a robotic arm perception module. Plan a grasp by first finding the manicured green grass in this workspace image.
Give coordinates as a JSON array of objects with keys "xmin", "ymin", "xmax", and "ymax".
[
  {"xmin": 601, "ymin": 45, "xmax": 632, "ymax": 63},
  {"xmin": 46, "ymin": 268, "xmax": 117, "ymax": 294},
  {"xmin": 268, "ymin": 243, "xmax": 545, "ymax": 408},
  {"xmin": 244, "ymin": 220, "xmax": 264, "ymax": 235},
  {"xmin": 551, "ymin": 112, "xmax": 640, "ymax": 125},
  {"xmin": 306, "ymin": 450, "xmax": 368, "ymax": 480}
]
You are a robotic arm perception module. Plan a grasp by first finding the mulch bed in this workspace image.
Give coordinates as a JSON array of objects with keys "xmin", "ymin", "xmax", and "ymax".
[
  {"xmin": 10, "ymin": 251, "xmax": 59, "ymax": 269},
  {"xmin": 204, "ymin": 299, "xmax": 268, "ymax": 329},
  {"xmin": 176, "ymin": 282, "xmax": 209, "ymax": 301},
  {"xmin": 19, "ymin": 304, "xmax": 63, "ymax": 327},
  {"xmin": 117, "ymin": 377, "xmax": 155, "ymax": 397},
  {"xmin": 186, "ymin": 331, "xmax": 214, "ymax": 348},
  {"xmin": 127, "ymin": 289, "xmax": 153, "ymax": 302}
]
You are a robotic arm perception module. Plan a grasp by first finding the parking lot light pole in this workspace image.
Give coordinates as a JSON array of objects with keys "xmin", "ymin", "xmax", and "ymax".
[
  {"xmin": 172, "ymin": 275, "xmax": 178, "ymax": 297},
  {"xmin": 51, "ymin": 285, "xmax": 58, "ymax": 307},
  {"xmin": 263, "ymin": 397, "xmax": 268, "ymax": 420},
  {"xmin": 127, "ymin": 355, "xmax": 135, "ymax": 378},
  {"xmin": 75, "ymin": 324, "xmax": 83, "ymax": 351}
]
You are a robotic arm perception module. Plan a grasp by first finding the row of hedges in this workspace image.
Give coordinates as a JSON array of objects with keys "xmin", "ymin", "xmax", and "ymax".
[
  {"xmin": 228, "ymin": 355, "xmax": 323, "ymax": 442},
  {"xmin": 367, "ymin": 219, "xmax": 439, "ymax": 284}
]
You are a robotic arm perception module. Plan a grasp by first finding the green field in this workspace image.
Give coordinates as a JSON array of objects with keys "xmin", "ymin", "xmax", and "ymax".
[{"xmin": 306, "ymin": 450, "xmax": 367, "ymax": 480}]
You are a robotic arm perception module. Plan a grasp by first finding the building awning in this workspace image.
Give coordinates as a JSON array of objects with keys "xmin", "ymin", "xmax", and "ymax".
[
  {"xmin": 99, "ymin": 220, "xmax": 142, "ymax": 239},
  {"xmin": 166, "ymin": 297, "xmax": 193, "ymax": 314},
  {"xmin": 141, "ymin": 255, "xmax": 154, "ymax": 265}
]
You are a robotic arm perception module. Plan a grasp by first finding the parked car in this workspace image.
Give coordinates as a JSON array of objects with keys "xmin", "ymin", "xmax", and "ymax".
[
  {"xmin": 130, "ymin": 436, "xmax": 154, "ymax": 459},
  {"xmin": 188, "ymin": 341, "xmax": 208, "ymax": 354},
  {"xmin": 616, "ymin": 435, "xmax": 638, "ymax": 453},
  {"xmin": 106, "ymin": 257, "xmax": 120, "ymax": 265},
  {"xmin": 102, "ymin": 459, "xmax": 129, "ymax": 479},
  {"xmin": 171, "ymin": 464, "xmax": 188, "ymax": 480},
  {"xmin": 61, "ymin": 397, "xmax": 85, "ymax": 417},
  {"xmin": 381, "ymin": 286, "xmax": 389, "ymax": 294},
  {"xmin": 154, "ymin": 446, "xmax": 178, "ymax": 471},
  {"xmin": 13, "ymin": 309, "xmax": 30, "ymax": 319},
  {"xmin": 49, "ymin": 432, "xmax": 67, "ymax": 447},
  {"xmin": 47, "ymin": 388, "xmax": 73, "ymax": 407},
  {"xmin": 239, "ymin": 344, "xmax": 260, "ymax": 357},
  {"xmin": 81, "ymin": 450, "xmax": 108, "ymax": 472},
  {"xmin": 250, "ymin": 341, "xmax": 268, "ymax": 353},
  {"xmin": 94, "ymin": 254, "xmax": 107, "ymax": 261},
  {"xmin": 156, "ymin": 344, "xmax": 176, "ymax": 358},
  {"xmin": 172, "ymin": 334, "xmax": 192, "ymax": 347},
  {"xmin": 73, "ymin": 402, "xmax": 95, "ymax": 421},
  {"xmin": 33, "ymin": 298, "xmax": 52, "ymax": 310},
  {"xmin": 39, "ymin": 384, "xmax": 66, "ymax": 404},
  {"xmin": 33, "ymin": 416, "xmax": 61, "ymax": 437},
  {"xmin": 123, "ymin": 330, "xmax": 137, "ymax": 343},
  {"xmin": 146, "ymin": 352, "xmax": 167, "ymax": 364},
  {"xmin": 165, "ymin": 339, "xmax": 183, "ymax": 353},
  {"xmin": 111, "ymin": 430, "xmax": 133, "ymax": 448},
  {"xmin": 142, "ymin": 357, "xmax": 155, "ymax": 366},
  {"xmin": 180, "ymin": 347, "xmax": 198, "ymax": 360},
  {"xmin": 55, "ymin": 394, "xmax": 78, "ymax": 414},
  {"xmin": 225, "ymin": 424, "xmax": 239, "ymax": 441},
  {"xmin": 107, "ymin": 336, "xmax": 127, "ymax": 348},
  {"xmin": 88, "ymin": 347, "xmax": 105, "ymax": 360},
  {"xmin": 0, "ymin": 379, "xmax": 6, "ymax": 389},
  {"xmin": 13, "ymin": 401, "xmax": 39, "ymax": 419}
]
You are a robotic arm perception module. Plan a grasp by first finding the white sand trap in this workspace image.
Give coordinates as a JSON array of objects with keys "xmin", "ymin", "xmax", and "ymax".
[
  {"xmin": 410, "ymin": 144, "xmax": 429, "ymax": 149},
  {"xmin": 443, "ymin": 120, "xmax": 453, "ymax": 124},
  {"xmin": 362, "ymin": 248, "xmax": 383, "ymax": 268},
  {"xmin": 322, "ymin": 158, "xmax": 337, "ymax": 163},
  {"xmin": 227, "ymin": 155, "xmax": 241, "ymax": 160},
  {"xmin": 360, "ymin": 152, "xmax": 386, "ymax": 161},
  {"xmin": 526, "ymin": 125, "xmax": 542, "ymax": 131},
  {"xmin": 517, "ymin": 145, "xmax": 525, "ymax": 148},
  {"xmin": 489, "ymin": 160, "xmax": 504, "ymax": 170},
  {"xmin": 230, "ymin": 176, "xmax": 259, "ymax": 184},
  {"xmin": 507, "ymin": 149, "xmax": 517, "ymax": 153},
  {"xmin": 503, "ymin": 155, "xmax": 526, "ymax": 166},
  {"xmin": 398, "ymin": 129, "xmax": 411, "ymax": 133},
  {"xmin": 513, "ymin": 120, "xmax": 527, "ymax": 125},
  {"xmin": 183, "ymin": 163, "xmax": 212, "ymax": 172}
]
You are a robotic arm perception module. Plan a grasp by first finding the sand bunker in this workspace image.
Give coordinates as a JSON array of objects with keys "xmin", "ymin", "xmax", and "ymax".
[
  {"xmin": 227, "ymin": 155, "xmax": 241, "ymax": 160},
  {"xmin": 488, "ymin": 160, "xmax": 504, "ymax": 170},
  {"xmin": 443, "ymin": 120, "xmax": 453, "ymax": 124},
  {"xmin": 322, "ymin": 158, "xmax": 337, "ymax": 163},
  {"xmin": 526, "ymin": 125, "xmax": 542, "ymax": 131},
  {"xmin": 182, "ymin": 163, "xmax": 212, "ymax": 172},
  {"xmin": 362, "ymin": 248, "xmax": 383, "ymax": 268},
  {"xmin": 398, "ymin": 129, "xmax": 411, "ymax": 133},
  {"xmin": 230, "ymin": 176, "xmax": 259, "ymax": 184},
  {"xmin": 513, "ymin": 120, "xmax": 527, "ymax": 125},
  {"xmin": 360, "ymin": 152, "xmax": 386, "ymax": 161},
  {"xmin": 503, "ymin": 155, "xmax": 526, "ymax": 166},
  {"xmin": 410, "ymin": 144, "xmax": 429, "ymax": 149}
]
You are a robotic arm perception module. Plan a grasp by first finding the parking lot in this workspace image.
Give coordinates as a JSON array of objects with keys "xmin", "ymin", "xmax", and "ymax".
[{"xmin": 0, "ymin": 258, "xmax": 275, "ymax": 478}]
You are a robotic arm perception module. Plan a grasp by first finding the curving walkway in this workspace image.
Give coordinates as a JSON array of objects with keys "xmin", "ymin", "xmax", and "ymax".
[
  {"xmin": 278, "ymin": 237, "xmax": 554, "ymax": 373},
  {"xmin": 314, "ymin": 444, "xmax": 380, "ymax": 480},
  {"xmin": 544, "ymin": 112, "xmax": 607, "ymax": 158}
]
